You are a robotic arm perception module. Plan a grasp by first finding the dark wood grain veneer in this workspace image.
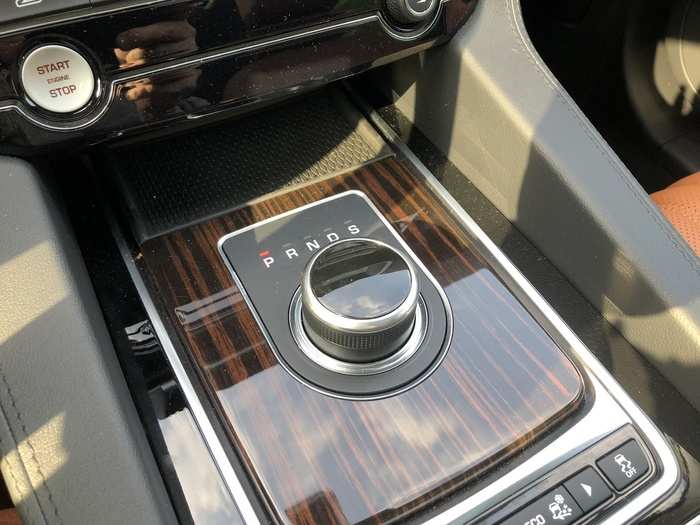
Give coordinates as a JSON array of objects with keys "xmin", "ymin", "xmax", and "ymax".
[{"xmin": 139, "ymin": 156, "xmax": 584, "ymax": 524}]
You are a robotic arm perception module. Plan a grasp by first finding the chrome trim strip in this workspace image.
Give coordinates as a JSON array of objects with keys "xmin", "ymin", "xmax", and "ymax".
[
  {"xmin": 376, "ymin": 0, "xmax": 447, "ymax": 42},
  {"xmin": 114, "ymin": 15, "xmax": 379, "ymax": 84},
  {"xmin": 216, "ymin": 189, "xmax": 455, "ymax": 402},
  {"xmin": 686, "ymin": 514, "xmax": 700, "ymax": 525},
  {"xmin": 405, "ymin": 0, "xmax": 438, "ymax": 21},
  {"xmin": 289, "ymin": 289, "xmax": 428, "ymax": 376},
  {"xmin": 108, "ymin": 217, "xmax": 262, "ymax": 525},
  {"xmin": 0, "ymin": 82, "xmax": 117, "ymax": 132},
  {"xmin": 363, "ymin": 109, "xmax": 681, "ymax": 524}
]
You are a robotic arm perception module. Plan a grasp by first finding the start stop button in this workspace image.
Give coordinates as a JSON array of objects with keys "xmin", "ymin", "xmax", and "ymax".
[{"xmin": 20, "ymin": 45, "xmax": 95, "ymax": 114}]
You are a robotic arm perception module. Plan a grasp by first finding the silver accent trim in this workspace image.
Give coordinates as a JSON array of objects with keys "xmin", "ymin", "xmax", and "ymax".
[
  {"xmin": 376, "ymin": 0, "xmax": 446, "ymax": 42},
  {"xmin": 114, "ymin": 15, "xmax": 378, "ymax": 84},
  {"xmin": 0, "ymin": 82, "xmax": 115, "ymax": 132},
  {"xmin": 362, "ymin": 107, "xmax": 681, "ymax": 524},
  {"xmin": 301, "ymin": 237, "xmax": 419, "ymax": 334},
  {"xmin": 108, "ymin": 217, "xmax": 262, "ymax": 525},
  {"xmin": 405, "ymin": 0, "xmax": 438, "ymax": 20},
  {"xmin": 217, "ymin": 189, "xmax": 454, "ymax": 402},
  {"xmin": 686, "ymin": 514, "xmax": 700, "ymax": 525},
  {"xmin": 290, "ymin": 289, "xmax": 428, "ymax": 376}
]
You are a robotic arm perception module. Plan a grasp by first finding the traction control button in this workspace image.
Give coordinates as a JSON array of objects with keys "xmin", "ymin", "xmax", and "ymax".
[{"xmin": 597, "ymin": 440, "xmax": 650, "ymax": 491}]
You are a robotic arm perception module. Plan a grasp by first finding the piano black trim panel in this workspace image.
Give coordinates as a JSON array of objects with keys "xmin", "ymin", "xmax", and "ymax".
[{"xmin": 0, "ymin": 0, "xmax": 476, "ymax": 150}]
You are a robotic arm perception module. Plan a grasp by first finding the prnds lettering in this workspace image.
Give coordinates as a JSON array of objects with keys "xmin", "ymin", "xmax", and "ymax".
[
  {"xmin": 305, "ymin": 239, "xmax": 320, "ymax": 251},
  {"xmin": 36, "ymin": 60, "xmax": 71, "ymax": 75},
  {"xmin": 261, "ymin": 223, "xmax": 361, "ymax": 269}
]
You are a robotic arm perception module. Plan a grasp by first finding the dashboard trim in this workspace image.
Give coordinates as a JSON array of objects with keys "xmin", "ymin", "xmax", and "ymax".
[
  {"xmin": 0, "ymin": 0, "xmax": 174, "ymax": 38},
  {"xmin": 0, "ymin": 0, "xmax": 446, "ymax": 39},
  {"xmin": 0, "ymin": 2, "xmax": 447, "ymax": 133},
  {"xmin": 115, "ymin": 15, "xmax": 378, "ymax": 83},
  {"xmin": 363, "ymin": 104, "xmax": 681, "ymax": 524}
]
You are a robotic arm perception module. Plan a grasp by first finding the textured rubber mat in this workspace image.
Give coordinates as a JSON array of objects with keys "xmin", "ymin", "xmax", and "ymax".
[{"xmin": 104, "ymin": 91, "xmax": 385, "ymax": 242}]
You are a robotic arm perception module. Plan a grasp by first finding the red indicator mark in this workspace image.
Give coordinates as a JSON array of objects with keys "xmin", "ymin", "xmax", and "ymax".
[{"xmin": 259, "ymin": 250, "xmax": 270, "ymax": 257}]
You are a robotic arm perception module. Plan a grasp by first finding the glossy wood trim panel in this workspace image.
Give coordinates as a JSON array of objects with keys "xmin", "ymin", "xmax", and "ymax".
[{"xmin": 139, "ymin": 156, "xmax": 584, "ymax": 524}]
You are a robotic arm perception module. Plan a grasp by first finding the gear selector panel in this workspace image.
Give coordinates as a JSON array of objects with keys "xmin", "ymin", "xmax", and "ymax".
[
  {"xmin": 138, "ymin": 158, "xmax": 679, "ymax": 525},
  {"xmin": 218, "ymin": 190, "xmax": 452, "ymax": 398}
]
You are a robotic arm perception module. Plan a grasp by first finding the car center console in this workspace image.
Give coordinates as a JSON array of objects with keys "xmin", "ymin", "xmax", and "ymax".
[
  {"xmin": 0, "ymin": 0, "xmax": 475, "ymax": 151},
  {"xmin": 113, "ymin": 120, "xmax": 680, "ymax": 524},
  {"xmin": 0, "ymin": 0, "xmax": 693, "ymax": 521}
]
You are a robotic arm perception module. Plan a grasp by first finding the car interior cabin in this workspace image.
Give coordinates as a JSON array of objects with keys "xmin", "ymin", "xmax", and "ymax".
[{"xmin": 2, "ymin": 1, "xmax": 700, "ymax": 524}]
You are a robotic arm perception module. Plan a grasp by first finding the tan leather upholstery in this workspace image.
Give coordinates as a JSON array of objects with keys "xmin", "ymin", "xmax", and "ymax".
[
  {"xmin": 0, "ymin": 509, "xmax": 21, "ymax": 525},
  {"xmin": 651, "ymin": 172, "xmax": 700, "ymax": 256}
]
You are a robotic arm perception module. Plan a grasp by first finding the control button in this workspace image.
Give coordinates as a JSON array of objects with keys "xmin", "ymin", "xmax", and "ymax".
[
  {"xmin": 500, "ymin": 487, "xmax": 582, "ymax": 525},
  {"xmin": 21, "ymin": 45, "xmax": 95, "ymax": 114},
  {"xmin": 301, "ymin": 238, "xmax": 419, "ymax": 363},
  {"xmin": 563, "ymin": 467, "xmax": 613, "ymax": 512},
  {"xmin": 597, "ymin": 440, "xmax": 650, "ymax": 491},
  {"xmin": 0, "ymin": 0, "xmax": 89, "ymax": 23},
  {"xmin": 405, "ymin": 0, "xmax": 434, "ymax": 17},
  {"xmin": 385, "ymin": 0, "xmax": 438, "ymax": 26}
]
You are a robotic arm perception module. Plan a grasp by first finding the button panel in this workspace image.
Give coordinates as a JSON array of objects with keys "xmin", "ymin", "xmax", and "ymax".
[
  {"xmin": 501, "ymin": 487, "xmax": 582, "ymax": 525},
  {"xmin": 492, "ymin": 429, "xmax": 654, "ymax": 525},
  {"xmin": 20, "ymin": 45, "xmax": 96, "ymax": 114},
  {"xmin": 597, "ymin": 440, "xmax": 650, "ymax": 491}
]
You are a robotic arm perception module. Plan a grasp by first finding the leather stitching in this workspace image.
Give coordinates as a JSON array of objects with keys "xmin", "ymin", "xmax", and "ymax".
[
  {"xmin": 0, "ymin": 366, "xmax": 62, "ymax": 524},
  {"xmin": 0, "ymin": 419, "xmax": 41, "ymax": 525},
  {"xmin": 502, "ymin": 0, "xmax": 700, "ymax": 277}
]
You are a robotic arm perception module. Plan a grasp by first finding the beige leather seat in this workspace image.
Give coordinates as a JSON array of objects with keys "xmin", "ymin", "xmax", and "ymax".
[{"xmin": 651, "ymin": 172, "xmax": 700, "ymax": 256}]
